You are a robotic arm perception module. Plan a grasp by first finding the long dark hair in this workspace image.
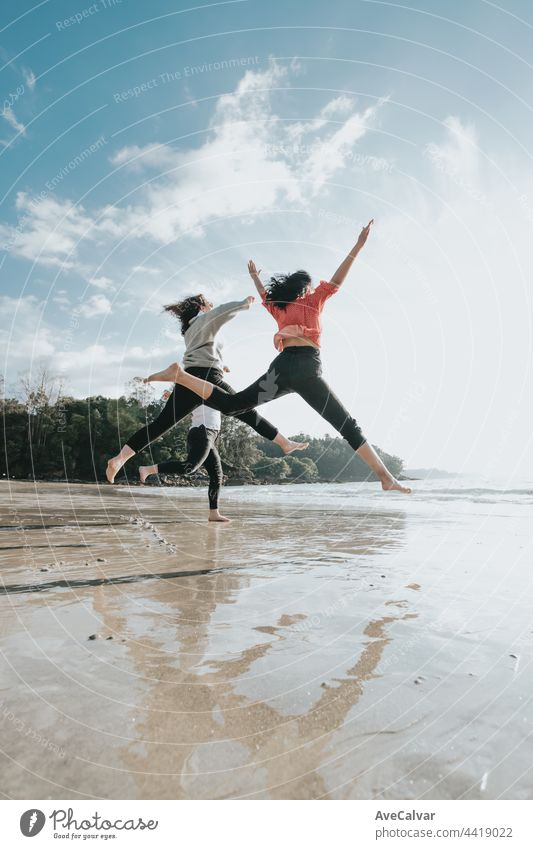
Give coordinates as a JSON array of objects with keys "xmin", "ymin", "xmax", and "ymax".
[
  {"xmin": 265, "ymin": 270, "xmax": 311, "ymax": 309},
  {"xmin": 163, "ymin": 294, "xmax": 209, "ymax": 335}
]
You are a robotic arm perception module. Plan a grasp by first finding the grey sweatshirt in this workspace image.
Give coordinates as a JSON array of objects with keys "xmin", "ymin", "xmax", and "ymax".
[{"xmin": 182, "ymin": 299, "xmax": 250, "ymax": 370}]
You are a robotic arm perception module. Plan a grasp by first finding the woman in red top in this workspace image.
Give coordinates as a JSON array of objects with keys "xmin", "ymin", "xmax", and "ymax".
[{"xmin": 152, "ymin": 221, "xmax": 410, "ymax": 493}]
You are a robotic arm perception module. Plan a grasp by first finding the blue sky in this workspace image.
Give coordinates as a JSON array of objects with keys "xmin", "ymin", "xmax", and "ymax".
[{"xmin": 1, "ymin": 0, "xmax": 532, "ymax": 476}]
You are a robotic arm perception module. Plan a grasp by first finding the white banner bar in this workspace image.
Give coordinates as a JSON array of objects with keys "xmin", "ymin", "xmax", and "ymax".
[{"xmin": 2, "ymin": 800, "xmax": 533, "ymax": 848}]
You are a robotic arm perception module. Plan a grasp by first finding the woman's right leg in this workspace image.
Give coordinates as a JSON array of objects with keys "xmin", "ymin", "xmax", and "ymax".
[
  {"xmin": 106, "ymin": 384, "xmax": 200, "ymax": 483},
  {"xmin": 174, "ymin": 363, "xmax": 291, "ymax": 415},
  {"xmin": 355, "ymin": 441, "xmax": 412, "ymax": 493},
  {"xmin": 296, "ymin": 376, "xmax": 412, "ymax": 494}
]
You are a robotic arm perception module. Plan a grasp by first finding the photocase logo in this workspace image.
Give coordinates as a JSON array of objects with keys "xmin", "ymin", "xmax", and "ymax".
[
  {"xmin": 19, "ymin": 807, "xmax": 158, "ymax": 838},
  {"xmin": 20, "ymin": 809, "xmax": 46, "ymax": 837}
]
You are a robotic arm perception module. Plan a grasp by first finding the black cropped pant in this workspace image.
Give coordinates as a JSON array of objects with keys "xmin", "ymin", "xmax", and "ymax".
[
  {"xmin": 158, "ymin": 425, "xmax": 222, "ymax": 509},
  {"xmin": 205, "ymin": 347, "xmax": 366, "ymax": 452},
  {"xmin": 127, "ymin": 366, "xmax": 278, "ymax": 453}
]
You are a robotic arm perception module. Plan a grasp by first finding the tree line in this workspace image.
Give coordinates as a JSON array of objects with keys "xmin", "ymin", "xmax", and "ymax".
[{"xmin": 0, "ymin": 369, "xmax": 403, "ymax": 485}]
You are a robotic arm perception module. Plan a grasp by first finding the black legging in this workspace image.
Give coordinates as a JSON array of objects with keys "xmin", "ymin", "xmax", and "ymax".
[
  {"xmin": 158, "ymin": 425, "xmax": 223, "ymax": 509},
  {"xmin": 204, "ymin": 347, "xmax": 366, "ymax": 452},
  {"xmin": 127, "ymin": 366, "xmax": 278, "ymax": 453}
]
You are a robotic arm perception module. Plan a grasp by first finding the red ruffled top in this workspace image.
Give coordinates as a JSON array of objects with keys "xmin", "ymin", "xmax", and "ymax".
[{"xmin": 261, "ymin": 281, "xmax": 338, "ymax": 351}]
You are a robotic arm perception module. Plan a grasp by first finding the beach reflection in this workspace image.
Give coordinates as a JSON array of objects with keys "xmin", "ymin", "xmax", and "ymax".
[
  {"xmin": 8, "ymin": 480, "xmax": 533, "ymax": 800},
  {"xmin": 109, "ymin": 504, "xmax": 414, "ymax": 799}
]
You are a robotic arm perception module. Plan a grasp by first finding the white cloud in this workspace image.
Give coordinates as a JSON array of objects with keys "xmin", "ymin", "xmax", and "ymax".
[
  {"xmin": 23, "ymin": 68, "xmax": 36, "ymax": 91},
  {"xmin": 53, "ymin": 295, "xmax": 70, "ymax": 307},
  {"xmin": 0, "ymin": 294, "xmax": 178, "ymax": 397},
  {"xmin": 131, "ymin": 265, "xmax": 161, "ymax": 276},
  {"xmin": 424, "ymin": 115, "xmax": 480, "ymax": 186},
  {"xmin": 286, "ymin": 95, "xmax": 358, "ymax": 142},
  {"xmin": 110, "ymin": 143, "xmax": 177, "ymax": 170},
  {"xmin": 87, "ymin": 275, "xmax": 115, "ymax": 290},
  {"xmin": 0, "ymin": 193, "xmax": 96, "ymax": 268},
  {"xmin": 105, "ymin": 62, "xmax": 385, "ymax": 242},
  {"xmin": 304, "ymin": 96, "xmax": 390, "ymax": 193},
  {"xmin": 78, "ymin": 294, "xmax": 112, "ymax": 318},
  {"xmin": 0, "ymin": 62, "xmax": 386, "ymax": 273},
  {"xmin": 57, "ymin": 345, "xmax": 179, "ymax": 398},
  {"xmin": 2, "ymin": 105, "xmax": 25, "ymax": 135},
  {"xmin": 321, "ymin": 95, "xmax": 356, "ymax": 118},
  {"xmin": 0, "ymin": 296, "xmax": 56, "ymax": 377}
]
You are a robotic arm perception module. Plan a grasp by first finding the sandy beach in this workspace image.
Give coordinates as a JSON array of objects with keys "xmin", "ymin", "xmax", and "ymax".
[{"xmin": 1, "ymin": 479, "xmax": 532, "ymax": 800}]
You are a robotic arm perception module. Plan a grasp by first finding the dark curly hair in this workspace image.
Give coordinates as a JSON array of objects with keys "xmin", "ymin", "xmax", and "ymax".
[
  {"xmin": 164, "ymin": 294, "xmax": 209, "ymax": 334},
  {"xmin": 264, "ymin": 270, "xmax": 311, "ymax": 309}
]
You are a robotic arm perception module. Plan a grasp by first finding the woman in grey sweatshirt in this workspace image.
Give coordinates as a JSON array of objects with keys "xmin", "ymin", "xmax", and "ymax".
[{"xmin": 106, "ymin": 293, "xmax": 307, "ymax": 483}]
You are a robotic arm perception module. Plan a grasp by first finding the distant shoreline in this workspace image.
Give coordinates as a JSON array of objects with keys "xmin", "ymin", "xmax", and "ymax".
[{"xmin": 1, "ymin": 474, "xmax": 417, "ymax": 487}]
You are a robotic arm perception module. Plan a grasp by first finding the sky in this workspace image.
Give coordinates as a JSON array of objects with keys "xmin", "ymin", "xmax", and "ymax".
[{"xmin": 1, "ymin": 0, "xmax": 532, "ymax": 477}]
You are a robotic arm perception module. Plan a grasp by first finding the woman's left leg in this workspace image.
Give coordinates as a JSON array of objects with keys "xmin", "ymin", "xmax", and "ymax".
[
  {"xmin": 106, "ymin": 383, "xmax": 200, "ymax": 483},
  {"xmin": 140, "ymin": 426, "xmax": 212, "ymax": 482},
  {"xmin": 297, "ymin": 376, "xmax": 411, "ymax": 493},
  {"xmin": 202, "ymin": 444, "xmax": 230, "ymax": 523}
]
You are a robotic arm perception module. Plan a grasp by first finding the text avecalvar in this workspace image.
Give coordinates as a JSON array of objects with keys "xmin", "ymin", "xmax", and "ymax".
[{"xmin": 375, "ymin": 811, "xmax": 435, "ymax": 821}]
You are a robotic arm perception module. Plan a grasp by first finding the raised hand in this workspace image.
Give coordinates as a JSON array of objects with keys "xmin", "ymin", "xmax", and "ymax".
[
  {"xmin": 330, "ymin": 219, "xmax": 375, "ymax": 286},
  {"xmin": 248, "ymin": 260, "xmax": 261, "ymax": 278},
  {"xmin": 356, "ymin": 219, "xmax": 374, "ymax": 248},
  {"xmin": 248, "ymin": 259, "xmax": 266, "ymax": 297},
  {"xmin": 245, "ymin": 295, "xmax": 256, "ymax": 307}
]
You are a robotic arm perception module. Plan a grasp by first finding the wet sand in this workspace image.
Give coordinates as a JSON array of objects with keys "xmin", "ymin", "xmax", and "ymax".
[{"xmin": 1, "ymin": 480, "xmax": 532, "ymax": 800}]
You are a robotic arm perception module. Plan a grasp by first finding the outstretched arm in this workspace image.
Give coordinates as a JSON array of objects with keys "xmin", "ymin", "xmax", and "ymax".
[
  {"xmin": 248, "ymin": 260, "xmax": 266, "ymax": 298},
  {"xmin": 329, "ymin": 219, "xmax": 374, "ymax": 287},
  {"xmin": 200, "ymin": 296, "xmax": 254, "ymax": 335}
]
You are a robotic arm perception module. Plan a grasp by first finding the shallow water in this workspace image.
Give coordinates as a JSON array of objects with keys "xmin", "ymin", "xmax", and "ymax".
[{"xmin": 0, "ymin": 479, "xmax": 532, "ymax": 799}]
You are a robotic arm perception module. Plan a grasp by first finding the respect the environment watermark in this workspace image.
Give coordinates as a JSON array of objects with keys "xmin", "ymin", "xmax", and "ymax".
[
  {"xmin": 0, "ymin": 701, "xmax": 66, "ymax": 760},
  {"xmin": 1, "ymin": 137, "xmax": 107, "ymax": 253},
  {"xmin": 112, "ymin": 56, "xmax": 261, "ymax": 103},
  {"xmin": 45, "ymin": 136, "xmax": 107, "ymax": 192},
  {"xmin": 55, "ymin": 0, "xmax": 123, "ymax": 30}
]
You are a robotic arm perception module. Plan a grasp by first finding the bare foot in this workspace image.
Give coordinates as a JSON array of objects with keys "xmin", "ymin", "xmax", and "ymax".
[
  {"xmin": 105, "ymin": 446, "xmax": 135, "ymax": 484},
  {"xmin": 284, "ymin": 439, "xmax": 309, "ymax": 455},
  {"xmin": 172, "ymin": 362, "xmax": 185, "ymax": 383},
  {"xmin": 275, "ymin": 436, "xmax": 310, "ymax": 455},
  {"xmin": 381, "ymin": 477, "xmax": 412, "ymax": 494},
  {"xmin": 208, "ymin": 510, "xmax": 232, "ymax": 523},
  {"xmin": 106, "ymin": 457, "xmax": 122, "ymax": 484},
  {"xmin": 143, "ymin": 362, "xmax": 182, "ymax": 384},
  {"xmin": 139, "ymin": 465, "xmax": 157, "ymax": 484}
]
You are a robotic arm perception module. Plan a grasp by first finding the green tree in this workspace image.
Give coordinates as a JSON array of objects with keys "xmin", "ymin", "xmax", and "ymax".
[
  {"xmin": 252, "ymin": 456, "xmax": 290, "ymax": 482},
  {"xmin": 285, "ymin": 455, "xmax": 319, "ymax": 482},
  {"xmin": 0, "ymin": 373, "xmax": 404, "ymax": 485},
  {"xmin": 217, "ymin": 417, "xmax": 261, "ymax": 469}
]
